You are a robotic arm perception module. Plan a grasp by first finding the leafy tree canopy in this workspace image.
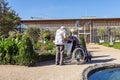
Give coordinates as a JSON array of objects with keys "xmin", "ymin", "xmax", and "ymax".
[{"xmin": 0, "ymin": 0, "xmax": 21, "ymax": 37}]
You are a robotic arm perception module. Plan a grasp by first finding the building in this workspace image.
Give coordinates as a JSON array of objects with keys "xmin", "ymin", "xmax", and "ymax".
[{"xmin": 20, "ymin": 18, "xmax": 120, "ymax": 43}]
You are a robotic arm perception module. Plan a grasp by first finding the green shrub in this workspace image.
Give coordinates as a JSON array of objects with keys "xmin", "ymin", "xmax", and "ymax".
[
  {"xmin": 0, "ymin": 34, "xmax": 56, "ymax": 65},
  {"xmin": 0, "ymin": 35, "xmax": 37, "ymax": 66},
  {"xmin": 46, "ymin": 42, "xmax": 55, "ymax": 50},
  {"xmin": 25, "ymin": 27, "xmax": 40, "ymax": 44},
  {"xmin": 97, "ymin": 42, "xmax": 102, "ymax": 45},
  {"xmin": 79, "ymin": 35, "xmax": 86, "ymax": 49},
  {"xmin": 113, "ymin": 42, "xmax": 120, "ymax": 49},
  {"xmin": 34, "ymin": 42, "xmax": 43, "ymax": 50},
  {"xmin": 101, "ymin": 42, "xmax": 110, "ymax": 47},
  {"xmin": 8, "ymin": 32, "xmax": 23, "ymax": 40},
  {"xmin": 35, "ymin": 41, "xmax": 56, "ymax": 62},
  {"xmin": 15, "ymin": 33, "xmax": 23, "ymax": 40},
  {"xmin": 15, "ymin": 35, "xmax": 36, "ymax": 66},
  {"xmin": 42, "ymin": 32, "xmax": 51, "ymax": 41},
  {"xmin": 0, "ymin": 38, "xmax": 19, "ymax": 64},
  {"xmin": 38, "ymin": 52, "xmax": 55, "ymax": 62}
]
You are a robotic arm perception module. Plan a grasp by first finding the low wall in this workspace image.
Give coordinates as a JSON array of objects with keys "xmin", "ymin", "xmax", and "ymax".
[{"xmin": 81, "ymin": 63, "xmax": 120, "ymax": 80}]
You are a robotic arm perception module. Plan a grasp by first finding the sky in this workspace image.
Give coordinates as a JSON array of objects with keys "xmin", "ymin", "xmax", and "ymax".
[{"xmin": 7, "ymin": 0, "xmax": 120, "ymax": 20}]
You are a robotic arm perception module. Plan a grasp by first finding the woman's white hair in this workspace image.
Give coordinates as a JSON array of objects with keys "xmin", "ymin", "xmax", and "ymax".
[{"xmin": 70, "ymin": 28, "xmax": 75, "ymax": 32}]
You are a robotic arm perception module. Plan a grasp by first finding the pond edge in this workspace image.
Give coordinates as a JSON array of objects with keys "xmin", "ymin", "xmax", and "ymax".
[{"xmin": 81, "ymin": 63, "xmax": 120, "ymax": 80}]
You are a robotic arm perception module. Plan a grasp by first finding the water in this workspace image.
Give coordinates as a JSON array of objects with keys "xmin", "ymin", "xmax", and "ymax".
[{"xmin": 89, "ymin": 68, "xmax": 120, "ymax": 80}]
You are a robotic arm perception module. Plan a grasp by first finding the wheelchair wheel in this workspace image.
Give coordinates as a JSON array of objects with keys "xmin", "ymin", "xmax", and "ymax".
[{"xmin": 72, "ymin": 48, "xmax": 85, "ymax": 64}]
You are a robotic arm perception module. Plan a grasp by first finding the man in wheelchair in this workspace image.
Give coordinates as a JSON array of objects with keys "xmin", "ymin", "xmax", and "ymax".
[
  {"xmin": 66, "ymin": 29, "xmax": 91, "ymax": 64},
  {"xmin": 68, "ymin": 29, "xmax": 82, "ymax": 52}
]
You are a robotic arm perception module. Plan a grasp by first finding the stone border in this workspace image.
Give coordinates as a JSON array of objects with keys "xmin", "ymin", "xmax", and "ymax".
[{"xmin": 81, "ymin": 63, "xmax": 120, "ymax": 80}]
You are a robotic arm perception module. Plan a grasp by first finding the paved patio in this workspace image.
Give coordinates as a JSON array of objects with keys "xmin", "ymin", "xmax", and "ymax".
[{"xmin": 0, "ymin": 44, "xmax": 120, "ymax": 80}]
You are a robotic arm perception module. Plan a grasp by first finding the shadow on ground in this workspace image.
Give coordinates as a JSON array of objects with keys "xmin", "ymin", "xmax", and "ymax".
[
  {"xmin": 92, "ymin": 55, "xmax": 110, "ymax": 58},
  {"xmin": 33, "ymin": 60, "xmax": 55, "ymax": 67},
  {"xmin": 33, "ymin": 57, "xmax": 116, "ymax": 67},
  {"xmin": 32, "ymin": 58, "xmax": 116, "ymax": 67},
  {"xmin": 91, "ymin": 58, "xmax": 116, "ymax": 64},
  {"xmin": 89, "ymin": 50, "xmax": 101, "ymax": 53}
]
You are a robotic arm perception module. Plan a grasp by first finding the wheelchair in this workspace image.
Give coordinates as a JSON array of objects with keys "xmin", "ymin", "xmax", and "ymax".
[{"xmin": 64, "ymin": 36, "xmax": 91, "ymax": 65}]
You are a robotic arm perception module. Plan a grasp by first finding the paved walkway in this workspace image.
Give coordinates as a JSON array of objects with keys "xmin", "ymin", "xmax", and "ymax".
[{"xmin": 0, "ymin": 44, "xmax": 120, "ymax": 80}]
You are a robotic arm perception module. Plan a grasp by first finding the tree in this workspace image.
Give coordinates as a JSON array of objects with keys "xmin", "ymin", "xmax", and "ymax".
[
  {"xmin": 0, "ymin": 1, "xmax": 20, "ymax": 37},
  {"xmin": 25, "ymin": 27, "xmax": 40, "ymax": 44},
  {"xmin": 97, "ymin": 27, "xmax": 106, "ymax": 40}
]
